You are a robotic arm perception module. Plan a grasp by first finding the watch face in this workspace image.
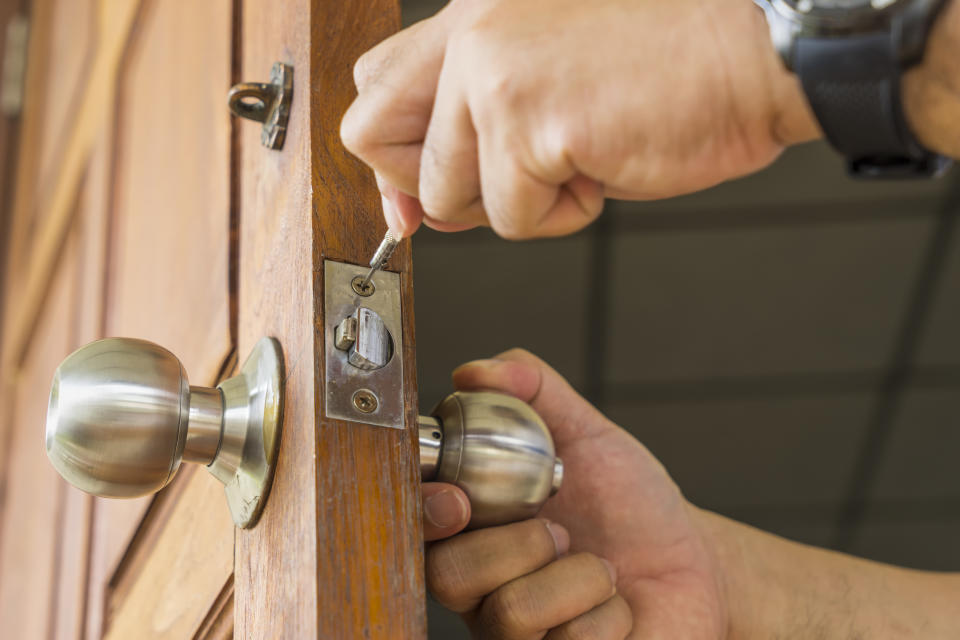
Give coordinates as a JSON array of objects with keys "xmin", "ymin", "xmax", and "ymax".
[
  {"xmin": 786, "ymin": 0, "xmax": 898, "ymax": 7},
  {"xmin": 771, "ymin": 0, "xmax": 910, "ymax": 30},
  {"xmin": 800, "ymin": 0, "xmax": 874, "ymax": 7},
  {"xmin": 781, "ymin": 0, "xmax": 901, "ymax": 15}
]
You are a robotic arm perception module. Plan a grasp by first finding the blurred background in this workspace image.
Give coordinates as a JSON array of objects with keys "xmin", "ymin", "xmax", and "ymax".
[{"xmin": 404, "ymin": 1, "xmax": 960, "ymax": 637}]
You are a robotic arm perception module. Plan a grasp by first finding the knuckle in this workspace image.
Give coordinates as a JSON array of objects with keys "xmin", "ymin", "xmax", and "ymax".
[
  {"xmin": 446, "ymin": 23, "xmax": 520, "ymax": 115},
  {"xmin": 499, "ymin": 347, "xmax": 535, "ymax": 362},
  {"xmin": 482, "ymin": 582, "xmax": 538, "ymax": 637},
  {"xmin": 553, "ymin": 617, "xmax": 603, "ymax": 640},
  {"xmin": 352, "ymin": 48, "xmax": 386, "ymax": 92},
  {"xmin": 478, "ymin": 65, "xmax": 519, "ymax": 101},
  {"xmin": 425, "ymin": 542, "xmax": 471, "ymax": 607},
  {"xmin": 609, "ymin": 596, "xmax": 634, "ymax": 637},
  {"xmin": 472, "ymin": 67, "xmax": 524, "ymax": 128},
  {"xmin": 488, "ymin": 212, "xmax": 538, "ymax": 241},
  {"xmin": 339, "ymin": 108, "xmax": 368, "ymax": 156},
  {"xmin": 416, "ymin": 151, "xmax": 451, "ymax": 215},
  {"xmin": 573, "ymin": 552, "xmax": 615, "ymax": 591},
  {"xmin": 418, "ymin": 192, "xmax": 458, "ymax": 222}
]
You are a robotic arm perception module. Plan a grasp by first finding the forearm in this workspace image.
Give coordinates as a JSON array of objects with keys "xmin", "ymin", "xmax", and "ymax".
[
  {"xmin": 695, "ymin": 508, "xmax": 960, "ymax": 639},
  {"xmin": 905, "ymin": 0, "xmax": 960, "ymax": 157}
]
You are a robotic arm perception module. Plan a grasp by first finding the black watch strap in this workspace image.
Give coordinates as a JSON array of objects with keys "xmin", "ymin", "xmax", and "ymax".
[{"xmin": 795, "ymin": 33, "xmax": 951, "ymax": 179}]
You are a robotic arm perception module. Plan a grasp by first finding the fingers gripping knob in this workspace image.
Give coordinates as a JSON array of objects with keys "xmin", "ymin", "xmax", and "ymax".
[
  {"xmin": 45, "ymin": 337, "xmax": 284, "ymax": 529},
  {"xmin": 419, "ymin": 391, "xmax": 563, "ymax": 529}
]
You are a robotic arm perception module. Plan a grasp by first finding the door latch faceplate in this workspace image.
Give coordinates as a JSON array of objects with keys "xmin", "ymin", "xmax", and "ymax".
[{"xmin": 323, "ymin": 259, "xmax": 405, "ymax": 429}]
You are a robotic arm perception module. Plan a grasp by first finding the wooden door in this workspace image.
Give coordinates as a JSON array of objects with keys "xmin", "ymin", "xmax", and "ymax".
[{"xmin": 0, "ymin": 1, "xmax": 426, "ymax": 638}]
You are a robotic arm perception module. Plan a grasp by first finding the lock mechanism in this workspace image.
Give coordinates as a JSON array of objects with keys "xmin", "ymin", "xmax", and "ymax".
[
  {"xmin": 324, "ymin": 260, "xmax": 405, "ymax": 429},
  {"xmin": 45, "ymin": 337, "xmax": 284, "ymax": 529},
  {"xmin": 334, "ymin": 307, "xmax": 394, "ymax": 371},
  {"xmin": 418, "ymin": 391, "xmax": 564, "ymax": 529}
]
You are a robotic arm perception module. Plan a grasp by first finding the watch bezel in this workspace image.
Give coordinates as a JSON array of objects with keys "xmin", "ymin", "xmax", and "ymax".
[
  {"xmin": 754, "ymin": 0, "xmax": 945, "ymax": 68},
  {"xmin": 767, "ymin": 0, "xmax": 901, "ymax": 33}
]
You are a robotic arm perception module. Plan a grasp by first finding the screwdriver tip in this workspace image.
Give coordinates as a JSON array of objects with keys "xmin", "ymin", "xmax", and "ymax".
[{"xmin": 359, "ymin": 231, "xmax": 401, "ymax": 290}]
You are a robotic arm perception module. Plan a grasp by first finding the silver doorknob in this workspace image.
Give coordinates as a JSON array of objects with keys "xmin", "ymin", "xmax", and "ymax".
[
  {"xmin": 419, "ymin": 392, "xmax": 563, "ymax": 529},
  {"xmin": 46, "ymin": 337, "xmax": 284, "ymax": 529}
]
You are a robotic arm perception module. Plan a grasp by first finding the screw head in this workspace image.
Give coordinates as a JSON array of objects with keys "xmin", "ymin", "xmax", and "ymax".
[
  {"xmin": 352, "ymin": 389, "xmax": 379, "ymax": 414},
  {"xmin": 351, "ymin": 276, "xmax": 375, "ymax": 297}
]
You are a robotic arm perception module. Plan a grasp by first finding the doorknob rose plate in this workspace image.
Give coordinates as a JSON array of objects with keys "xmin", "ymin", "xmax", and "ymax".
[
  {"xmin": 213, "ymin": 337, "xmax": 285, "ymax": 528},
  {"xmin": 45, "ymin": 337, "xmax": 284, "ymax": 529}
]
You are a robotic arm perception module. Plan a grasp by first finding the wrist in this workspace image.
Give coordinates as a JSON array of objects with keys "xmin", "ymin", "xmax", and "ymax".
[
  {"xmin": 747, "ymin": 2, "xmax": 822, "ymax": 148},
  {"xmin": 904, "ymin": 0, "xmax": 960, "ymax": 157},
  {"xmin": 691, "ymin": 508, "xmax": 777, "ymax": 640}
]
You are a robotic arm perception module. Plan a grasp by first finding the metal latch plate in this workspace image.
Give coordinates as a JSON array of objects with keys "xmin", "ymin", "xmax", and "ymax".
[{"xmin": 323, "ymin": 259, "xmax": 405, "ymax": 429}]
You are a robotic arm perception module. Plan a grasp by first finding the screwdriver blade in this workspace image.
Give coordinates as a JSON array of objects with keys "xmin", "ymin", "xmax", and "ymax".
[{"xmin": 360, "ymin": 231, "xmax": 400, "ymax": 289}]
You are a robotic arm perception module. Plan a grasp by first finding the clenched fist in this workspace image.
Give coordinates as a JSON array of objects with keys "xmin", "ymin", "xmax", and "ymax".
[{"xmin": 341, "ymin": 0, "xmax": 819, "ymax": 240}]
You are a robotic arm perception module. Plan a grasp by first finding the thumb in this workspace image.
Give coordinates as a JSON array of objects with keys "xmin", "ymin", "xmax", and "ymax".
[
  {"xmin": 422, "ymin": 482, "xmax": 471, "ymax": 542},
  {"xmin": 451, "ymin": 348, "xmax": 613, "ymax": 449}
]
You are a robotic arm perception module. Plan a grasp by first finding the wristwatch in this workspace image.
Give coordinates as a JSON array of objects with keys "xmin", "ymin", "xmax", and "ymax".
[{"xmin": 753, "ymin": 0, "xmax": 952, "ymax": 178}]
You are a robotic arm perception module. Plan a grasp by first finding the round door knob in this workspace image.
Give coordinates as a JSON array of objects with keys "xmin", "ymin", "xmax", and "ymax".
[
  {"xmin": 46, "ymin": 338, "xmax": 193, "ymax": 498},
  {"xmin": 46, "ymin": 337, "xmax": 284, "ymax": 528},
  {"xmin": 420, "ymin": 391, "xmax": 563, "ymax": 529}
]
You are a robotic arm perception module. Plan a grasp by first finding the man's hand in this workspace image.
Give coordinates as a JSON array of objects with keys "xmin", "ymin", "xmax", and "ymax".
[
  {"xmin": 421, "ymin": 349, "xmax": 728, "ymax": 639},
  {"xmin": 341, "ymin": 0, "xmax": 819, "ymax": 240},
  {"xmin": 421, "ymin": 350, "xmax": 960, "ymax": 639}
]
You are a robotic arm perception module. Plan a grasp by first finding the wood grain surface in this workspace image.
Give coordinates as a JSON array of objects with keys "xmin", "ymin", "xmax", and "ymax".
[
  {"xmin": 103, "ymin": 469, "xmax": 234, "ymax": 640},
  {"xmin": 105, "ymin": 0, "xmax": 233, "ymax": 386},
  {"xmin": 2, "ymin": 0, "xmax": 139, "ymax": 370},
  {"xmin": 96, "ymin": 0, "xmax": 237, "ymax": 635},
  {"xmin": 235, "ymin": 0, "xmax": 426, "ymax": 637},
  {"xmin": 0, "ymin": 226, "xmax": 80, "ymax": 639},
  {"xmin": 311, "ymin": 1, "xmax": 427, "ymax": 638},
  {"xmin": 0, "ymin": 0, "xmax": 27, "ymax": 328},
  {"xmin": 234, "ymin": 0, "xmax": 318, "ymax": 635},
  {"xmin": 2, "ymin": 0, "xmax": 53, "ymax": 317}
]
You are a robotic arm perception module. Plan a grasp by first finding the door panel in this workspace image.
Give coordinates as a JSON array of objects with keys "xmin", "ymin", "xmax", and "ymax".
[
  {"xmin": 34, "ymin": 0, "xmax": 96, "ymax": 222},
  {"xmin": 53, "ymin": 485, "xmax": 92, "ymax": 640},
  {"xmin": 0, "ymin": 1, "xmax": 428, "ymax": 637},
  {"xmin": 1, "ymin": 0, "xmax": 140, "ymax": 373},
  {"xmin": 106, "ymin": 0, "xmax": 232, "ymax": 384},
  {"xmin": 0, "ymin": 0, "xmax": 28, "ymax": 307},
  {"xmin": 3, "ymin": 0, "xmax": 88, "ymax": 296},
  {"xmin": 105, "ymin": 468, "xmax": 233, "ymax": 639},
  {"xmin": 0, "ymin": 227, "xmax": 80, "ymax": 639},
  {"xmin": 98, "ymin": 0, "xmax": 234, "ymax": 581},
  {"xmin": 233, "ymin": 2, "xmax": 318, "ymax": 635}
]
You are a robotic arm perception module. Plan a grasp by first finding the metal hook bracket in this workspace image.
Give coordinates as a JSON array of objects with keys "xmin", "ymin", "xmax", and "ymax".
[{"xmin": 228, "ymin": 62, "xmax": 293, "ymax": 150}]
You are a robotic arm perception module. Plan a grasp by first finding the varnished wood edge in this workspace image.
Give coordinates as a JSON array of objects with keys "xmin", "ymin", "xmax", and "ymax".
[
  {"xmin": 192, "ymin": 574, "xmax": 234, "ymax": 640},
  {"xmin": 103, "ymin": 466, "xmax": 193, "ymax": 629}
]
